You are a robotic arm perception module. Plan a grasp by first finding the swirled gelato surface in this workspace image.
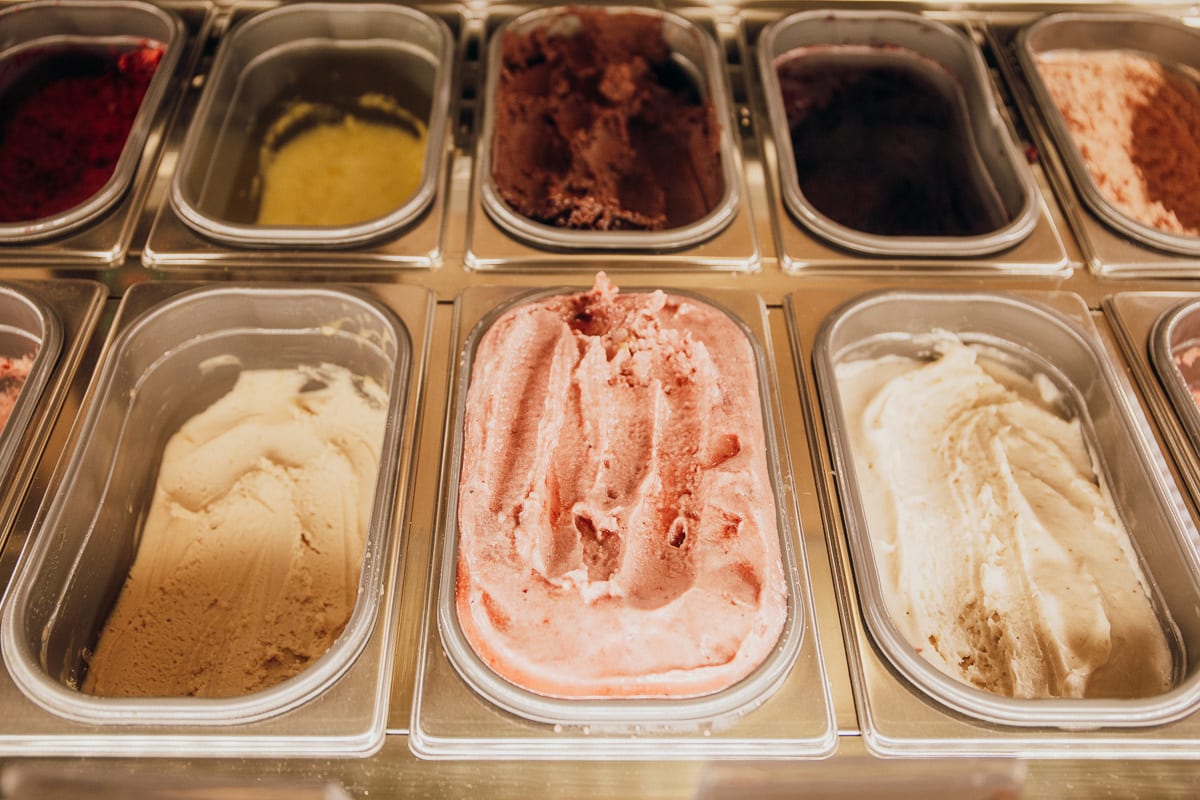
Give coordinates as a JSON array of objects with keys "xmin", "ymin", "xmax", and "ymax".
[
  {"xmin": 1037, "ymin": 50, "xmax": 1200, "ymax": 237},
  {"xmin": 455, "ymin": 274, "xmax": 787, "ymax": 697},
  {"xmin": 836, "ymin": 334, "xmax": 1173, "ymax": 699},
  {"xmin": 83, "ymin": 364, "xmax": 387, "ymax": 698}
]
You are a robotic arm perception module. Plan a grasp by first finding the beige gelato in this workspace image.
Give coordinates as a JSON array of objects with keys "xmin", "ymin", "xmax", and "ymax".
[
  {"xmin": 83, "ymin": 364, "xmax": 387, "ymax": 698},
  {"xmin": 1037, "ymin": 50, "xmax": 1200, "ymax": 237},
  {"xmin": 456, "ymin": 274, "xmax": 787, "ymax": 698},
  {"xmin": 836, "ymin": 334, "xmax": 1173, "ymax": 699}
]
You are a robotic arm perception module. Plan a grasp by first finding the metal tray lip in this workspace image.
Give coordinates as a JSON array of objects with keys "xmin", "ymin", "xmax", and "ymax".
[
  {"xmin": 433, "ymin": 282, "xmax": 804, "ymax": 728},
  {"xmin": 0, "ymin": 282, "xmax": 412, "ymax": 727},
  {"xmin": 0, "ymin": 282, "xmax": 63, "ymax": 489},
  {"xmin": 812, "ymin": 288, "xmax": 1200, "ymax": 729},
  {"xmin": 475, "ymin": 5, "xmax": 742, "ymax": 252},
  {"xmin": 1149, "ymin": 296, "xmax": 1200, "ymax": 458},
  {"xmin": 168, "ymin": 2, "xmax": 453, "ymax": 250},
  {"xmin": 1016, "ymin": 11, "xmax": 1200, "ymax": 258},
  {"xmin": 757, "ymin": 9, "xmax": 1040, "ymax": 258},
  {"xmin": 0, "ymin": 0, "xmax": 185, "ymax": 244}
]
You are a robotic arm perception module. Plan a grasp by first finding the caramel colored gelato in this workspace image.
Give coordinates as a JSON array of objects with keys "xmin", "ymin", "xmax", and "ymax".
[
  {"xmin": 1037, "ymin": 51, "xmax": 1200, "ymax": 237},
  {"xmin": 836, "ymin": 334, "xmax": 1173, "ymax": 700},
  {"xmin": 455, "ymin": 274, "xmax": 787, "ymax": 698},
  {"xmin": 255, "ymin": 94, "xmax": 427, "ymax": 227},
  {"xmin": 83, "ymin": 364, "xmax": 387, "ymax": 698},
  {"xmin": 491, "ymin": 10, "xmax": 724, "ymax": 231}
]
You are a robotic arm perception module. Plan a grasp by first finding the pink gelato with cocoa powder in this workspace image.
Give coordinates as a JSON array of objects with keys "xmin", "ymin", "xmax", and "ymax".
[
  {"xmin": 455, "ymin": 274, "xmax": 787, "ymax": 698},
  {"xmin": 1037, "ymin": 50, "xmax": 1200, "ymax": 237}
]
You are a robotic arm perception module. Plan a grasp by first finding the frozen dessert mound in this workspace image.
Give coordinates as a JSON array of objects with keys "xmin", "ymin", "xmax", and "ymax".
[
  {"xmin": 0, "ymin": 43, "xmax": 165, "ymax": 223},
  {"xmin": 1037, "ymin": 51, "xmax": 1200, "ymax": 237},
  {"xmin": 0, "ymin": 353, "xmax": 34, "ymax": 431},
  {"xmin": 773, "ymin": 44, "xmax": 1009, "ymax": 238},
  {"xmin": 491, "ymin": 9, "xmax": 725, "ymax": 231},
  {"xmin": 836, "ymin": 334, "xmax": 1174, "ymax": 699},
  {"xmin": 82, "ymin": 364, "xmax": 388, "ymax": 698},
  {"xmin": 456, "ymin": 273, "xmax": 787, "ymax": 697},
  {"xmin": 255, "ymin": 93, "xmax": 428, "ymax": 226}
]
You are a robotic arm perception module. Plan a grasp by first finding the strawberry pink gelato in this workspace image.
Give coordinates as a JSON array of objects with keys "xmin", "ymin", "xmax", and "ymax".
[
  {"xmin": 0, "ymin": 354, "xmax": 34, "ymax": 432},
  {"xmin": 1037, "ymin": 51, "xmax": 1200, "ymax": 237},
  {"xmin": 455, "ymin": 274, "xmax": 787, "ymax": 698}
]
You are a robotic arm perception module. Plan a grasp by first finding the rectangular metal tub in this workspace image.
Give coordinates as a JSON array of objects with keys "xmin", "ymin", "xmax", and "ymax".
[
  {"xmin": 0, "ymin": 283, "xmax": 422, "ymax": 756},
  {"xmin": 1017, "ymin": 13, "xmax": 1200, "ymax": 259},
  {"xmin": 170, "ymin": 3, "xmax": 452, "ymax": 249},
  {"xmin": 810, "ymin": 290, "xmax": 1200, "ymax": 751},
  {"xmin": 0, "ymin": 0, "xmax": 184, "ymax": 243},
  {"xmin": 475, "ymin": 6, "xmax": 742, "ymax": 252},
  {"xmin": 757, "ymin": 11, "xmax": 1038, "ymax": 258},
  {"xmin": 411, "ymin": 283, "xmax": 837, "ymax": 759}
]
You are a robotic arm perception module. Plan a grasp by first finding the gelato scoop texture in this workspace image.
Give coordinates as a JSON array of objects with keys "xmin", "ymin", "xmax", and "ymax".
[
  {"xmin": 83, "ymin": 364, "xmax": 387, "ymax": 698},
  {"xmin": 455, "ymin": 274, "xmax": 787, "ymax": 698},
  {"xmin": 836, "ymin": 334, "xmax": 1173, "ymax": 700},
  {"xmin": 491, "ymin": 10, "xmax": 724, "ymax": 231},
  {"xmin": 1036, "ymin": 50, "xmax": 1200, "ymax": 238}
]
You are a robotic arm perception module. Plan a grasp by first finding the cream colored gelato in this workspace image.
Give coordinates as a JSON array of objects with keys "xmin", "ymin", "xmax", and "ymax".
[
  {"xmin": 836, "ymin": 334, "xmax": 1173, "ymax": 699},
  {"xmin": 255, "ymin": 93, "xmax": 428, "ymax": 227},
  {"xmin": 83, "ymin": 364, "xmax": 387, "ymax": 698},
  {"xmin": 456, "ymin": 274, "xmax": 787, "ymax": 698},
  {"xmin": 1037, "ymin": 50, "xmax": 1200, "ymax": 237}
]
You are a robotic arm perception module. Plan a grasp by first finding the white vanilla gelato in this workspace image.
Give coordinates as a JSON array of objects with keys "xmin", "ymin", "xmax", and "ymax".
[{"xmin": 836, "ymin": 334, "xmax": 1173, "ymax": 699}]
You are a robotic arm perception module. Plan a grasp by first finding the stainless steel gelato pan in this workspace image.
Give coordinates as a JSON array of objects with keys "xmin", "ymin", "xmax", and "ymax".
[
  {"xmin": 170, "ymin": 3, "xmax": 452, "ymax": 249},
  {"xmin": 412, "ymin": 282, "xmax": 836, "ymax": 759},
  {"xmin": 1, "ymin": 284, "xmax": 411, "ymax": 735},
  {"xmin": 476, "ymin": 6, "xmax": 742, "ymax": 251},
  {"xmin": 0, "ymin": 284, "xmax": 62, "ymax": 491},
  {"xmin": 0, "ymin": 0, "xmax": 184, "ymax": 243},
  {"xmin": 813, "ymin": 290, "xmax": 1200, "ymax": 730},
  {"xmin": 1017, "ymin": 13, "xmax": 1200, "ymax": 257},
  {"xmin": 758, "ymin": 11, "xmax": 1038, "ymax": 258}
]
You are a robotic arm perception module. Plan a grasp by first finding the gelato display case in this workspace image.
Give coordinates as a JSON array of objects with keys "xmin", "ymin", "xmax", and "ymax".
[{"xmin": 2, "ymin": 0, "xmax": 1200, "ymax": 796}]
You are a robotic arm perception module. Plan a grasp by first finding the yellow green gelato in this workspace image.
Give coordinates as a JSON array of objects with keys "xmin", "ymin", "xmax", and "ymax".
[{"xmin": 255, "ymin": 93, "xmax": 428, "ymax": 227}]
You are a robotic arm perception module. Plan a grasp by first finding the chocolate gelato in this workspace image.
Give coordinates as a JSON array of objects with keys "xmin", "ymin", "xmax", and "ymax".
[
  {"xmin": 774, "ymin": 45, "xmax": 1009, "ymax": 237},
  {"xmin": 490, "ymin": 9, "xmax": 724, "ymax": 231}
]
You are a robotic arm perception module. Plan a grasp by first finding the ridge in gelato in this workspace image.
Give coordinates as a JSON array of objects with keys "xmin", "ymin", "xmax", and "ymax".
[
  {"xmin": 836, "ymin": 333, "xmax": 1173, "ymax": 700},
  {"xmin": 491, "ymin": 9, "xmax": 724, "ymax": 232},
  {"xmin": 0, "ymin": 43, "xmax": 165, "ymax": 223},
  {"xmin": 455, "ymin": 274, "xmax": 787, "ymax": 698},
  {"xmin": 774, "ymin": 45, "xmax": 1009, "ymax": 238}
]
